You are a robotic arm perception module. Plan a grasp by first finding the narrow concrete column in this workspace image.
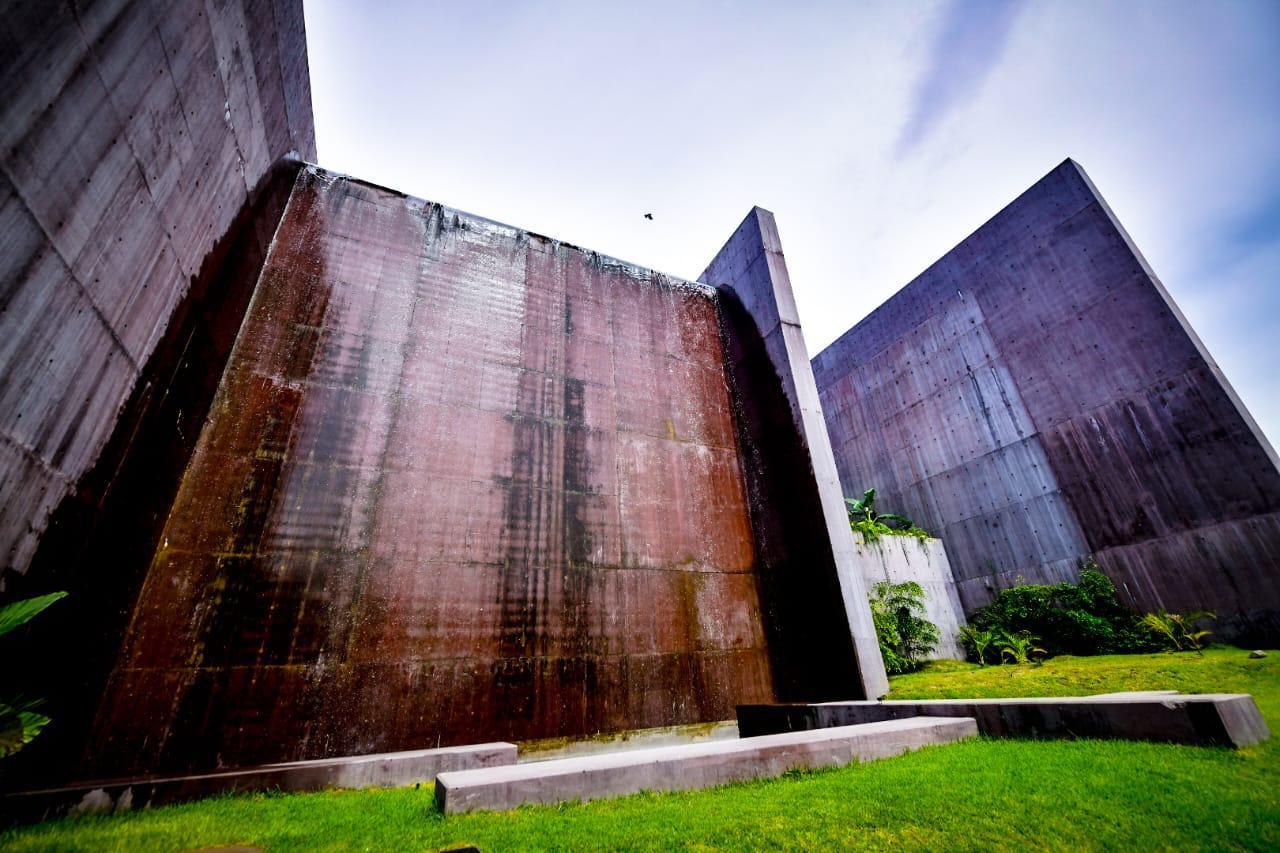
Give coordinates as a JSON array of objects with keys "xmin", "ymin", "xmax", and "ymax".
[{"xmin": 703, "ymin": 208, "xmax": 889, "ymax": 700}]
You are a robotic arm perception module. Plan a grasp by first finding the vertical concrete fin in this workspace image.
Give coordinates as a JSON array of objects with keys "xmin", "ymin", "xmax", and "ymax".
[{"xmin": 703, "ymin": 207, "xmax": 889, "ymax": 700}]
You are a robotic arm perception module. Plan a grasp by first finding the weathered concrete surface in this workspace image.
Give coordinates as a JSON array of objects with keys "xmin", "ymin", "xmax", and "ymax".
[
  {"xmin": 436, "ymin": 717, "xmax": 976, "ymax": 813},
  {"xmin": 0, "ymin": 0, "xmax": 314, "ymax": 581},
  {"xmin": 738, "ymin": 693, "xmax": 1271, "ymax": 747},
  {"xmin": 702, "ymin": 208, "xmax": 889, "ymax": 702},
  {"xmin": 812, "ymin": 159, "xmax": 1280, "ymax": 643},
  {"xmin": 856, "ymin": 536, "xmax": 965, "ymax": 659},
  {"xmin": 4, "ymin": 742, "xmax": 515, "ymax": 824},
  {"xmin": 87, "ymin": 169, "xmax": 777, "ymax": 776},
  {"xmin": 0, "ymin": 0, "xmax": 315, "ymax": 788},
  {"xmin": 517, "ymin": 720, "xmax": 740, "ymax": 763}
]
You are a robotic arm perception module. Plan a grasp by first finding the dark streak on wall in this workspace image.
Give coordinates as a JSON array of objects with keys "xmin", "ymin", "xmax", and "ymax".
[
  {"xmin": 84, "ymin": 170, "xmax": 778, "ymax": 776},
  {"xmin": 813, "ymin": 159, "xmax": 1280, "ymax": 643}
]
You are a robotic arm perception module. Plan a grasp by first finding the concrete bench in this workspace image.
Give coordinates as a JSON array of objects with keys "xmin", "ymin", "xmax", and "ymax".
[
  {"xmin": 738, "ymin": 693, "xmax": 1270, "ymax": 748},
  {"xmin": 5, "ymin": 742, "xmax": 517, "ymax": 823},
  {"xmin": 435, "ymin": 716, "xmax": 976, "ymax": 814}
]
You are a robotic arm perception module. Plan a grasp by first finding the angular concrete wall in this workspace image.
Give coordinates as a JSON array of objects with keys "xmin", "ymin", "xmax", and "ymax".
[
  {"xmin": 813, "ymin": 159, "xmax": 1280, "ymax": 642},
  {"xmin": 702, "ymin": 209, "xmax": 889, "ymax": 701},
  {"xmin": 0, "ymin": 0, "xmax": 314, "ymax": 786},
  {"xmin": 87, "ymin": 169, "xmax": 782, "ymax": 775},
  {"xmin": 855, "ymin": 536, "xmax": 965, "ymax": 660},
  {"xmin": 0, "ymin": 0, "xmax": 314, "ymax": 581}
]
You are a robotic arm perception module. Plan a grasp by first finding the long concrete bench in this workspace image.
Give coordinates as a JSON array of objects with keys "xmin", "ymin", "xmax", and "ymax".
[
  {"xmin": 4, "ymin": 742, "xmax": 517, "ymax": 823},
  {"xmin": 738, "ymin": 693, "xmax": 1270, "ymax": 748},
  {"xmin": 435, "ymin": 716, "xmax": 976, "ymax": 814}
]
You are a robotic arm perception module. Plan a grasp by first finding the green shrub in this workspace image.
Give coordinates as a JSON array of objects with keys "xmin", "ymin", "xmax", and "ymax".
[
  {"xmin": 0, "ymin": 591, "xmax": 67, "ymax": 758},
  {"xmin": 869, "ymin": 580, "xmax": 940, "ymax": 675},
  {"xmin": 966, "ymin": 559, "xmax": 1153, "ymax": 658},
  {"xmin": 958, "ymin": 625, "xmax": 998, "ymax": 666},
  {"xmin": 996, "ymin": 629, "xmax": 1047, "ymax": 665},
  {"xmin": 846, "ymin": 489, "xmax": 931, "ymax": 543},
  {"xmin": 1139, "ymin": 610, "xmax": 1216, "ymax": 652}
]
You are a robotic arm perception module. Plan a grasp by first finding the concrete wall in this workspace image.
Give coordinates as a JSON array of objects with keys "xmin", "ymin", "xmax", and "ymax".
[
  {"xmin": 813, "ymin": 159, "xmax": 1280, "ymax": 643},
  {"xmin": 702, "ymin": 209, "xmax": 888, "ymax": 701},
  {"xmin": 0, "ymin": 0, "xmax": 314, "ymax": 786},
  {"xmin": 855, "ymin": 536, "xmax": 965, "ymax": 660},
  {"xmin": 88, "ymin": 169, "xmax": 783, "ymax": 775},
  {"xmin": 0, "ymin": 0, "xmax": 314, "ymax": 582}
]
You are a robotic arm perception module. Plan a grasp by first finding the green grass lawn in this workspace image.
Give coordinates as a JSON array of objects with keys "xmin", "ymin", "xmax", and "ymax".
[{"xmin": 3, "ymin": 647, "xmax": 1277, "ymax": 851}]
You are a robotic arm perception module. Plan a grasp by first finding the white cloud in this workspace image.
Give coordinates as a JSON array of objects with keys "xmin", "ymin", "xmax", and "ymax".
[{"xmin": 304, "ymin": 0, "xmax": 1280, "ymax": 445}]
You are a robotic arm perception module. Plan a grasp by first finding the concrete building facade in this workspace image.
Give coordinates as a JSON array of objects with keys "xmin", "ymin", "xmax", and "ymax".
[
  {"xmin": 86, "ymin": 170, "xmax": 885, "ymax": 776},
  {"xmin": 813, "ymin": 160, "xmax": 1280, "ymax": 643}
]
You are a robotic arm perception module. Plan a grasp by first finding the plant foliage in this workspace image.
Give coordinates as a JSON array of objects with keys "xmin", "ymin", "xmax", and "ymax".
[
  {"xmin": 0, "ymin": 591, "xmax": 66, "ymax": 758},
  {"xmin": 845, "ymin": 489, "xmax": 931, "ymax": 543},
  {"xmin": 869, "ymin": 580, "xmax": 940, "ymax": 675},
  {"xmin": 965, "ymin": 559, "xmax": 1152, "ymax": 658},
  {"xmin": 963, "ymin": 558, "xmax": 1220, "ymax": 662},
  {"xmin": 996, "ymin": 629, "xmax": 1047, "ymax": 665},
  {"xmin": 958, "ymin": 625, "xmax": 998, "ymax": 666},
  {"xmin": 1139, "ymin": 610, "xmax": 1216, "ymax": 653}
]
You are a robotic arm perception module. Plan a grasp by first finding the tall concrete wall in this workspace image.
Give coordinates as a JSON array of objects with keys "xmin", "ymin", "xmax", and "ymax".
[
  {"xmin": 813, "ymin": 159, "xmax": 1280, "ymax": 643},
  {"xmin": 702, "ymin": 208, "xmax": 888, "ymax": 702},
  {"xmin": 0, "ymin": 0, "xmax": 314, "ymax": 581},
  {"xmin": 0, "ymin": 0, "xmax": 314, "ymax": 785},
  {"xmin": 88, "ymin": 169, "xmax": 784, "ymax": 775}
]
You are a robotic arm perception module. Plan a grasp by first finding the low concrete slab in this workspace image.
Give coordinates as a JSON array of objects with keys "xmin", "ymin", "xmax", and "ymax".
[
  {"xmin": 435, "ymin": 717, "xmax": 976, "ymax": 814},
  {"xmin": 4, "ymin": 742, "xmax": 517, "ymax": 824},
  {"xmin": 738, "ymin": 693, "xmax": 1270, "ymax": 748}
]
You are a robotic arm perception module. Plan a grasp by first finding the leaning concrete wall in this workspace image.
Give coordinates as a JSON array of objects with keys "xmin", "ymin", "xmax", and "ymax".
[
  {"xmin": 702, "ymin": 209, "xmax": 888, "ymax": 701},
  {"xmin": 813, "ymin": 159, "xmax": 1280, "ymax": 642},
  {"xmin": 0, "ymin": 0, "xmax": 315, "ymax": 785},
  {"xmin": 0, "ymin": 0, "xmax": 314, "ymax": 581},
  {"xmin": 855, "ymin": 537, "xmax": 965, "ymax": 660},
  {"xmin": 88, "ymin": 169, "xmax": 783, "ymax": 775}
]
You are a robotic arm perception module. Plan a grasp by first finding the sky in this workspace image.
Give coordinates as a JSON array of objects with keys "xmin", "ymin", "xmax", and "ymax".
[{"xmin": 304, "ymin": 0, "xmax": 1280, "ymax": 447}]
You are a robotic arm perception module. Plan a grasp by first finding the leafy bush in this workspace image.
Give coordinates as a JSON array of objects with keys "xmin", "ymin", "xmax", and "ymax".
[
  {"xmin": 996, "ymin": 629, "xmax": 1047, "ymax": 665},
  {"xmin": 1, "ymin": 591, "xmax": 66, "ymax": 758},
  {"xmin": 966, "ymin": 559, "xmax": 1153, "ymax": 658},
  {"xmin": 958, "ymin": 625, "xmax": 998, "ymax": 666},
  {"xmin": 869, "ymin": 580, "xmax": 940, "ymax": 674},
  {"xmin": 1139, "ymin": 610, "xmax": 1215, "ymax": 652},
  {"xmin": 846, "ymin": 489, "xmax": 931, "ymax": 543}
]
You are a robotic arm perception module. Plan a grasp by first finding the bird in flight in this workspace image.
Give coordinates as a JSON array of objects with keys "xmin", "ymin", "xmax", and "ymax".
[{"xmin": 644, "ymin": 213, "xmax": 654, "ymax": 220}]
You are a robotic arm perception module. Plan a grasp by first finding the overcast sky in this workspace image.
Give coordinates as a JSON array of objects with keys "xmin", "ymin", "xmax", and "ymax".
[{"xmin": 305, "ymin": 0, "xmax": 1280, "ymax": 446}]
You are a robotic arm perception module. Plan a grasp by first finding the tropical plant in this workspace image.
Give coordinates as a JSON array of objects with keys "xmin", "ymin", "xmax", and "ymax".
[
  {"xmin": 966, "ymin": 558, "xmax": 1153, "ymax": 657},
  {"xmin": 869, "ymin": 580, "xmax": 940, "ymax": 675},
  {"xmin": 958, "ymin": 625, "xmax": 998, "ymax": 666},
  {"xmin": 997, "ymin": 629, "xmax": 1047, "ymax": 665},
  {"xmin": 0, "ymin": 591, "xmax": 67, "ymax": 758},
  {"xmin": 1139, "ymin": 610, "xmax": 1215, "ymax": 653},
  {"xmin": 845, "ymin": 489, "xmax": 931, "ymax": 543}
]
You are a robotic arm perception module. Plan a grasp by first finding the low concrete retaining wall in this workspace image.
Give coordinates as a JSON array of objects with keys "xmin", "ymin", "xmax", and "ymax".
[
  {"xmin": 738, "ymin": 693, "xmax": 1270, "ymax": 748},
  {"xmin": 4, "ymin": 742, "xmax": 517, "ymax": 824},
  {"xmin": 856, "ymin": 535, "xmax": 965, "ymax": 659},
  {"xmin": 435, "ymin": 717, "xmax": 977, "ymax": 814}
]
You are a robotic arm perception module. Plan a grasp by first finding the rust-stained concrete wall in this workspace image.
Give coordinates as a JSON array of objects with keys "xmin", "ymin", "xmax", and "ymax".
[
  {"xmin": 88, "ymin": 169, "xmax": 782, "ymax": 775},
  {"xmin": 813, "ymin": 159, "xmax": 1280, "ymax": 643},
  {"xmin": 0, "ymin": 0, "xmax": 314, "ymax": 785}
]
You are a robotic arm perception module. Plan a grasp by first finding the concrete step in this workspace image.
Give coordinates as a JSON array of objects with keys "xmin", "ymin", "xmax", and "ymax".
[
  {"xmin": 435, "ymin": 716, "xmax": 976, "ymax": 814},
  {"xmin": 738, "ymin": 693, "xmax": 1270, "ymax": 748},
  {"xmin": 4, "ymin": 742, "xmax": 517, "ymax": 824}
]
